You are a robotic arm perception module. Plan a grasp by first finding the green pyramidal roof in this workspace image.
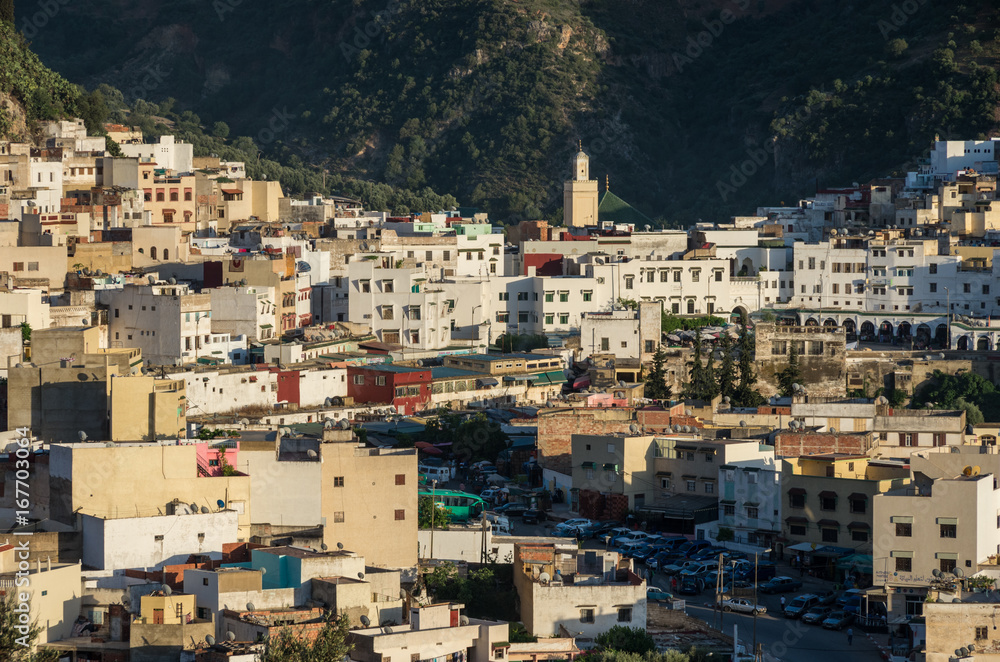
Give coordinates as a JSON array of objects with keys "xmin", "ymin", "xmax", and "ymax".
[{"xmin": 598, "ymin": 190, "xmax": 653, "ymax": 226}]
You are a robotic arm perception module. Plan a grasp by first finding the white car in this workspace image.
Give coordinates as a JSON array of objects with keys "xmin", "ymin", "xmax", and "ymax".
[
  {"xmin": 722, "ymin": 597, "xmax": 766, "ymax": 615},
  {"xmin": 555, "ymin": 518, "xmax": 593, "ymax": 534}
]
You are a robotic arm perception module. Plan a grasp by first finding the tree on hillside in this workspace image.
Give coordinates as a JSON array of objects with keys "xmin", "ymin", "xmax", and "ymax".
[
  {"xmin": 732, "ymin": 318, "xmax": 764, "ymax": 407},
  {"xmin": 212, "ymin": 121, "xmax": 230, "ymax": 139},
  {"xmin": 644, "ymin": 345, "xmax": 672, "ymax": 400},
  {"xmin": 0, "ymin": 0, "xmax": 13, "ymax": 25},
  {"xmin": 777, "ymin": 344, "xmax": 802, "ymax": 397},
  {"xmin": 258, "ymin": 614, "xmax": 351, "ymax": 662},
  {"xmin": 681, "ymin": 333, "xmax": 717, "ymax": 401},
  {"xmin": 0, "ymin": 593, "xmax": 58, "ymax": 662},
  {"xmin": 717, "ymin": 332, "xmax": 736, "ymax": 401}
]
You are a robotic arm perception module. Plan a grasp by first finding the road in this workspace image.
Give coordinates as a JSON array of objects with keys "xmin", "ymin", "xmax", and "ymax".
[{"xmin": 649, "ymin": 577, "xmax": 884, "ymax": 662}]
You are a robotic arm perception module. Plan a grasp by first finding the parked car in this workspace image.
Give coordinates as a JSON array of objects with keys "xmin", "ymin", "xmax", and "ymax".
[
  {"xmin": 662, "ymin": 560, "xmax": 702, "ymax": 576},
  {"xmin": 784, "ymin": 594, "xmax": 820, "ymax": 619},
  {"xmin": 493, "ymin": 502, "xmax": 528, "ymax": 516},
  {"xmin": 553, "ymin": 518, "xmax": 592, "ymax": 537},
  {"xmin": 647, "ymin": 586, "xmax": 675, "ymax": 602},
  {"xmin": 801, "ymin": 606, "xmax": 834, "ymax": 625},
  {"xmin": 522, "ymin": 509, "xmax": 546, "ymax": 524},
  {"xmin": 759, "ymin": 576, "xmax": 804, "ymax": 594},
  {"xmin": 822, "ymin": 610, "xmax": 855, "ymax": 630},
  {"xmin": 721, "ymin": 598, "xmax": 766, "ymax": 615},
  {"xmin": 617, "ymin": 540, "xmax": 649, "ymax": 558},
  {"xmin": 612, "ymin": 530, "xmax": 656, "ymax": 548},
  {"xmin": 479, "ymin": 488, "xmax": 500, "ymax": 501},
  {"xmin": 816, "ymin": 590, "xmax": 839, "ymax": 606},
  {"xmin": 603, "ymin": 527, "xmax": 633, "ymax": 545},
  {"xmin": 678, "ymin": 575, "xmax": 704, "ymax": 595},
  {"xmin": 690, "ymin": 546, "xmax": 729, "ymax": 562},
  {"xmin": 632, "ymin": 544, "xmax": 661, "ymax": 562},
  {"xmin": 582, "ymin": 520, "xmax": 622, "ymax": 539},
  {"xmin": 679, "ymin": 561, "xmax": 718, "ymax": 579},
  {"xmin": 836, "ymin": 588, "xmax": 865, "ymax": 607},
  {"xmin": 736, "ymin": 561, "xmax": 777, "ymax": 582}
]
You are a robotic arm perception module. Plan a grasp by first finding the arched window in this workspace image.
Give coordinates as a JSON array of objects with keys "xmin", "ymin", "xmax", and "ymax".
[
  {"xmin": 163, "ymin": 249, "xmax": 169, "ymax": 261},
  {"xmin": 150, "ymin": 246, "xmax": 157, "ymax": 260},
  {"xmin": 687, "ymin": 299, "xmax": 695, "ymax": 314}
]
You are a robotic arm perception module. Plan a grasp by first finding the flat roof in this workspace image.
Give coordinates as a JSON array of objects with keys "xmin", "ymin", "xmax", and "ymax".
[
  {"xmin": 357, "ymin": 364, "xmax": 428, "ymax": 374},
  {"xmin": 456, "ymin": 353, "xmax": 558, "ymax": 362},
  {"xmin": 431, "ymin": 367, "xmax": 487, "ymax": 379}
]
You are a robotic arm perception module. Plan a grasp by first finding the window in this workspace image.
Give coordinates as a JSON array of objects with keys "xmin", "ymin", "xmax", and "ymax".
[
  {"xmin": 333, "ymin": 512, "xmax": 345, "ymax": 523},
  {"xmin": 395, "ymin": 474, "xmax": 406, "ymax": 485},
  {"xmin": 395, "ymin": 509, "xmax": 405, "ymax": 521},
  {"xmin": 580, "ymin": 609, "xmax": 595, "ymax": 623},
  {"xmin": 601, "ymin": 338, "xmax": 610, "ymax": 351},
  {"xmin": 660, "ymin": 270, "xmax": 669, "ymax": 282},
  {"xmin": 673, "ymin": 270, "xmax": 681, "ymax": 282},
  {"xmin": 12, "ymin": 262, "xmax": 22, "ymax": 271},
  {"xmin": 820, "ymin": 495, "xmax": 836, "ymax": 511},
  {"xmin": 976, "ymin": 626, "xmax": 988, "ymax": 640},
  {"xmin": 691, "ymin": 270, "xmax": 700, "ymax": 282},
  {"xmin": 686, "ymin": 480, "xmax": 696, "ymax": 492},
  {"xmin": 704, "ymin": 482, "xmax": 714, "ymax": 494},
  {"xmin": 624, "ymin": 276, "xmax": 634, "ymax": 290},
  {"xmin": 334, "ymin": 476, "xmax": 345, "ymax": 487},
  {"xmin": 930, "ymin": 282, "xmax": 937, "ymax": 293},
  {"xmin": 940, "ymin": 524, "xmax": 957, "ymax": 538},
  {"xmin": 353, "ymin": 375, "xmax": 365, "ymax": 385},
  {"xmin": 896, "ymin": 522, "xmax": 912, "ymax": 537},
  {"xmin": 849, "ymin": 497, "xmax": 866, "ymax": 514},
  {"xmin": 544, "ymin": 292, "xmax": 554, "ymax": 302},
  {"xmin": 895, "ymin": 557, "xmax": 912, "ymax": 572},
  {"xmin": 790, "ymin": 524, "xmax": 806, "ymax": 536},
  {"xmin": 704, "ymin": 453, "xmax": 713, "ymax": 462},
  {"xmin": 851, "ymin": 529, "xmax": 869, "ymax": 542},
  {"xmin": 559, "ymin": 313, "xmax": 569, "ymax": 324},
  {"xmin": 660, "ymin": 477, "xmax": 670, "ymax": 490},
  {"xmin": 617, "ymin": 608, "xmax": 632, "ymax": 623},
  {"xmin": 544, "ymin": 314, "xmax": 554, "ymax": 325},
  {"xmin": 499, "ymin": 292, "xmax": 509, "ymax": 301},
  {"xmin": 27, "ymin": 262, "xmax": 38, "ymax": 271},
  {"xmin": 985, "ymin": 285, "xmax": 992, "ymax": 295},
  {"xmin": 746, "ymin": 506, "xmax": 759, "ymax": 519},
  {"xmin": 559, "ymin": 292, "xmax": 569, "ymax": 302},
  {"xmin": 789, "ymin": 493, "xmax": 805, "ymax": 509},
  {"xmin": 941, "ymin": 558, "xmax": 957, "ymax": 574},
  {"xmin": 723, "ymin": 504, "xmax": 735, "ymax": 516},
  {"xmin": 964, "ymin": 283, "xmax": 971, "ymax": 293},
  {"xmin": 687, "ymin": 299, "xmax": 695, "ymax": 314},
  {"xmin": 821, "ymin": 527, "xmax": 838, "ymax": 543},
  {"xmin": 929, "ymin": 263, "xmax": 938, "ymax": 274},
  {"xmin": 582, "ymin": 291, "xmax": 593, "ymax": 302}
]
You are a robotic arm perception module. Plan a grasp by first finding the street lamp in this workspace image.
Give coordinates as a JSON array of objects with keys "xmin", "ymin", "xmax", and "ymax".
[
  {"xmin": 429, "ymin": 479, "xmax": 438, "ymax": 559},
  {"xmin": 754, "ymin": 547, "xmax": 773, "ymax": 656}
]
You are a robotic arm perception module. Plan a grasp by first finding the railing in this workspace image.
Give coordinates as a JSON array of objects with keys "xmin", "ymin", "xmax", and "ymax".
[{"xmin": 196, "ymin": 456, "xmax": 213, "ymax": 477}]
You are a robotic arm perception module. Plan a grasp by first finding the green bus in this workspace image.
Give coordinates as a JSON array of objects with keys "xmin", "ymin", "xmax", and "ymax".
[{"xmin": 419, "ymin": 488, "xmax": 487, "ymax": 521}]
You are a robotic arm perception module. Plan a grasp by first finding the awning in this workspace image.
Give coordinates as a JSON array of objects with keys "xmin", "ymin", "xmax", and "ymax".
[
  {"xmin": 817, "ymin": 519, "xmax": 840, "ymax": 528},
  {"xmin": 259, "ymin": 324, "xmax": 273, "ymax": 329},
  {"xmin": 891, "ymin": 516, "xmax": 913, "ymax": 524},
  {"xmin": 603, "ymin": 463, "xmax": 618, "ymax": 471},
  {"xmin": 891, "ymin": 551, "xmax": 913, "ymax": 558},
  {"xmin": 936, "ymin": 517, "xmax": 958, "ymax": 525},
  {"xmin": 788, "ymin": 487, "xmax": 806, "ymax": 496},
  {"xmin": 581, "ymin": 462, "xmax": 596, "ymax": 469},
  {"xmin": 935, "ymin": 552, "xmax": 958, "ymax": 560},
  {"xmin": 847, "ymin": 522, "xmax": 871, "ymax": 530},
  {"xmin": 787, "ymin": 542, "xmax": 820, "ymax": 552},
  {"xmin": 847, "ymin": 493, "xmax": 868, "ymax": 501},
  {"xmin": 720, "ymin": 500, "xmax": 736, "ymax": 505},
  {"xmin": 785, "ymin": 516, "xmax": 808, "ymax": 524},
  {"xmin": 222, "ymin": 188, "xmax": 243, "ymax": 195},
  {"xmin": 836, "ymin": 554, "xmax": 873, "ymax": 571},
  {"xmin": 818, "ymin": 491, "xmax": 838, "ymax": 499},
  {"xmin": 477, "ymin": 377, "xmax": 499, "ymax": 388},
  {"xmin": 655, "ymin": 471, "xmax": 672, "ymax": 477}
]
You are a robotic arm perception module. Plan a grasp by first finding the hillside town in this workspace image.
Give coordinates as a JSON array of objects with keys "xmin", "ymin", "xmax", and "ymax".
[{"xmin": 6, "ymin": 120, "xmax": 1000, "ymax": 662}]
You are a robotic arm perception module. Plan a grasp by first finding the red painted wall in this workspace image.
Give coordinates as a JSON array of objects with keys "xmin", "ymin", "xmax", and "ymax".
[{"xmin": 524, "ymin": 253, "xmax": 564, "ymax": 276}]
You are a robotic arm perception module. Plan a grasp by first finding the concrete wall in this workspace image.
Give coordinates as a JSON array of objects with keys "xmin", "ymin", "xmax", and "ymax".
[
  {"xmin": 521, "ymin": 579, "xmax": 646, "ymax": 639},
  {"xmin": 82, "ymin": 511, "xmax": 239, "ymax": 570},
  {"xmin": 236, "ymin": 449, "xmax": 322, "ymax": 528},
  {"xmin": 923, "ymin": 602, "xmax": 1000, "ymax": 662},
  {"xmin": 18, "ymin": 563, "xmax": 82, "ymax": 645},
  {"xmin": 755, "ymin": 324, "xmax": 847, "ymax": 397}
]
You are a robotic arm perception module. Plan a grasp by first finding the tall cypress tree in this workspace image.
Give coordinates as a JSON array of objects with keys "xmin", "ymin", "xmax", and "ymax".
[
  {"xmin": 644, "ymin": 344, "xmax": 672, "ymax": 400},
  {"xmin": 718, "ymin": 332, "xmax": 736, "ymax": 400},
  {"xmin": 733, "ymin": 317, "xmax": 764, "ymax": 407}
]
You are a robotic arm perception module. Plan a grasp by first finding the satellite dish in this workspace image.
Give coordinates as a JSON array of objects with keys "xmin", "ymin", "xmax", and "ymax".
[
  {"xmin": 201, "ymin": 506, "xmax": 209, "ymax": 514},
  {"xmin": 227, "ymin": 631, "xmax": 236, "ymax": 641},
  {"xmin": 360, "ymin": 615, "xmax": 371, "ymax": 627},
  {"xmin": 973, "ymin": 466, "xmax": 981, "ymax": 476},
  {"xmin": 460, "ymin": 615, "xmax": 469, "ymax": 626},
  {"xmin": 963, "ymin": 466, "xmax": 973, "ymax": 476},
  {"xmin": 629, "ymin": 424, "xmax": 639, "ymax": 434},
  {"xmin": 538, "ymin": 572, "xmax": 551, "ymax": 583},
  {"xmin": 358, "ymin": 572, "xmax": 365, "ymax": 580},
  {"xmin": 723, "ymin": 396, "xmax": 731, "ymax": 403},
  {"xmin": 337, "ymin": 542, "xmax": 344, "ymax": 550},
  {"xmin": 240, "ymin": 418, "xmax": 250, "ymax": 426},
  {"xmin": 400, "ymin": 589, "xmax": 407, "ymax": 600},
  {"xmin": 217, "ymin": 499, "xmax": 226, "ymax": 509},
  {"xmin": 954, "ymin": 567, "xmax": 964, "ymax": 577},
  {"xmin": 739, "ymin": 420, "xmax": 747, "ymax": 427},
  {"xmin": 106, "ymin": 442, "xmax": 115, "ymax": 447},
  {"xmin": 206, "ymin": 635, "xmax": 216, "ymax": 646},
  {"xmin": 190, "ymin": 503, "xmax": 199, "ymax": 512},
  {"xmin": 78, "ymin": 430, "xmax": 88, "ymax": 441},
  {"xmin": 829, "ymin": 428, "xmax": 836, "ymax": 434},
  {"xmin": 260, "ymin": 567, "xmax": 266, "ymax": 575},
  {"xmin": 684, "ymin": 409, "xmax": 693, "ymax": 416},
  {"xmin": 247, "ymin": 603, "xmax": 255, "ymax": 611},
  {"xmin": 168, "ymin": 277, "xmax": 177, "ymax": 285},
  {"xmin": 307, "ymin": 449, "xmax": 318, "ymax": 458},
  {"xmin": 960, "ymin": 647, "xmax": 970, "ymax": 657},
  {"xmin": 932, "ymin": 568, "xmax": 941, "ymax": 577},
  {"xmin": 321, "ymin": 543, "xmax": 328, "ymax": 551},
  {"xmin": 324, "ymin": 420, "xmax": 334, "ymax": 429},
  {"xmin": 162, "ymin": 584, "xmax": 172, "ymax": 595}
]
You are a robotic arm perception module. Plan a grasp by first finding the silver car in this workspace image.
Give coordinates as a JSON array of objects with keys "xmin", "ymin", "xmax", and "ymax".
[{"xmin": 721, "ymin": 598, "xmax": 766, "ymax": 615}]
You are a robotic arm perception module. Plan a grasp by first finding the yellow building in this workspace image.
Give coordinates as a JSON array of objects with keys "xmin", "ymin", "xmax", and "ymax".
[
  {"xmin": 0, "ymin": 557, "xmax": 82, "ymax": 646},
  {"xmin": 49, "ymin": 442, "xmax": 251, "ymax": 539},
  {"xmin": 109, "ymin": 375, "xmax": 187, "ymax": 441},
  {"xmin": 320, "ymin": 429, "xmax": 418, "ymax": 569},
  {"xmin": 138, "ymin": 593, "xmax": 197, "ymax": 625},
  {"xmin": 563, "ymin": 147, "xmax": 599, "ymax": 228}
]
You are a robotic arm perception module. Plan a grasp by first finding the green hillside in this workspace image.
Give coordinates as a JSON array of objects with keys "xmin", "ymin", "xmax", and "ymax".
[{"xmin": 14, "ymin": 0, "xmax": 1000, "ymax": 223}]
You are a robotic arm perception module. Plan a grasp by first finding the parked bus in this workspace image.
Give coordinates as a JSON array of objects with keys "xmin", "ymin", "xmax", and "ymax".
[{"xmin": 419, "ymin": 488, "xmax": 486, "ymax": 521}]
